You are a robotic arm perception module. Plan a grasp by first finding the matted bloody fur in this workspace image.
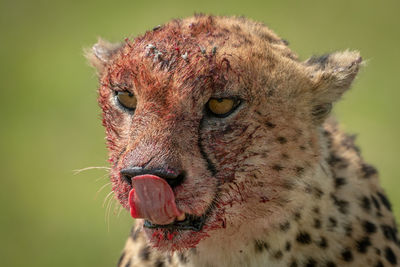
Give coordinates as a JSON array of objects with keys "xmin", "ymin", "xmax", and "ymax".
[{"xmin": 87, "ymin": 15, "xmax": 400, "ymax": 267}]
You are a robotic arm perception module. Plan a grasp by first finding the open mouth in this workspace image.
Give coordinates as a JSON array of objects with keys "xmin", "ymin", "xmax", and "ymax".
[{"xmin": 144, "ymin": 214, "xmax": 206, "ymax": 231}]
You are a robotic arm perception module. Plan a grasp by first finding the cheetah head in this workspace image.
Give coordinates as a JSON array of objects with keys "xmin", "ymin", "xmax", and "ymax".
[{"xmin": 87, "ymin": 15, "xmax": 362, "ymax": 251}]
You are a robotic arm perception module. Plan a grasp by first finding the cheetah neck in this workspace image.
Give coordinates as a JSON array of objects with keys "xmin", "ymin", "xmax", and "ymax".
[
  {"xmin": 185, "ymin": 125, "xmax": 356, "ymax": 267},
  {"xmin": 188, "ymin": 161, "xmax": 335, "ymax": 267}
]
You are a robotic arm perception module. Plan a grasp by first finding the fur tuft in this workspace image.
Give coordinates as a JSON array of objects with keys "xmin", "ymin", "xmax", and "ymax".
[{"xmin": 84, "ymin": 38, "xmax": 122, "ymax": 75}]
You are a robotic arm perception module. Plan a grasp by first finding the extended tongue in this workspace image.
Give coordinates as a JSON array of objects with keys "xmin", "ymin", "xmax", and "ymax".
[{"xmin": 128, "ymin": 174, "xmax": 183, "ymax": 225}]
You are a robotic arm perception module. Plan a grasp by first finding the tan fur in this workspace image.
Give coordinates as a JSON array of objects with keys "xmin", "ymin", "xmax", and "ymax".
[{"xmin": 88, "ymin": 15, "xmax": 399, "ymax": 267}]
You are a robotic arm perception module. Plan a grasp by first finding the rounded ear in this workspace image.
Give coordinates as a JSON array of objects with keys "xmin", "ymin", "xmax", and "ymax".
[
  {"xmin": 84, "ymin": 38, "xmax": 123, "ymax": 76},
  {"xmin": 304, "ymin": 50, "xmax": 363, "ymax": 123}
]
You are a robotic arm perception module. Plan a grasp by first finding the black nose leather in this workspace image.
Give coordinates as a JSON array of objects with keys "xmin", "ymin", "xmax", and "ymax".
[{"xmin": 120, "ymin": 167, "xmax": 185, "ymax": 188}]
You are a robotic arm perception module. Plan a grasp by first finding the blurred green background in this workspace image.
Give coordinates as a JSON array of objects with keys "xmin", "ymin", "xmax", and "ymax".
[{"xmin": 0, "ymin": 0, "xmax": 399, "ymax": 266}]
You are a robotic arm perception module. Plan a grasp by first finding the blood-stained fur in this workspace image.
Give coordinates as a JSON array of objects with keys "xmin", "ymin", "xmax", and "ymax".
[{"xmin": 87, "ymin": 15, "xmax": 399, "ymax": 267}]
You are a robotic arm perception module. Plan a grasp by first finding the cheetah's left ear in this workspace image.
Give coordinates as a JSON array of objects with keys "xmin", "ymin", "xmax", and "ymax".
[
  {"xmin": 304, "ymin": 50, "xmax": 363, "ymax": 124},
  {"xmin": 85, "ymin": 38, "xmax": 123, "ymax": 76}
]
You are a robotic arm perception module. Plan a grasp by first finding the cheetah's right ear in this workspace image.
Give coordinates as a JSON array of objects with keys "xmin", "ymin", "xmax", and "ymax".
[
  {"xmin": 304, "ymin": 50, "xmax": 363, "ymax": 124},
  {"xmin": 85, "ymin": 38, "xmax": 123, "ymax": 76}
]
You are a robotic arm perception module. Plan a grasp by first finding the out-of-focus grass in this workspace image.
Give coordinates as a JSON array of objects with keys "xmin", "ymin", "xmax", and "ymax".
[{"xmin": 0, "ymin": 0, "xmax": 398, "ymax": 266}]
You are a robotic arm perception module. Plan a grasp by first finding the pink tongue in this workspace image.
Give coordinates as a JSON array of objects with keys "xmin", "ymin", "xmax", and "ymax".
[{"xmin": 128, "ymin": 175, "xmax": 183, "ymax": 225}]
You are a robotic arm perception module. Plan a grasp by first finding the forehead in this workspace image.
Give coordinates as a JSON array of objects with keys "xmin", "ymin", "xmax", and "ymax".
[{"xmin": 104, "ymin": 15, "xmax": 296, "ymax": 100}]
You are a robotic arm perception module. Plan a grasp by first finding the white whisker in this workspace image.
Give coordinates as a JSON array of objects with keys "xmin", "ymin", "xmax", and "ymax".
[
  {"xmin": 103, "ymin": 191, "xmax": 114, "ymax": 207},
  {"xmin": 95, "ymin": 173, "xmax": 110, "ymax": 182},
  {"xmin": 73, "ymin": 166, "xmax": 110, "ymax": 175},
  {"xmin": 95, "ymin": 182, "xmax": 112, "ymax": 200},
  {"xmin": 105, "ymin": 195, "xmax": 112, "ymax": 226},
  {"xmin": 106, "ymin": 195, "xmax": 116, "ymax": 232},
  {"xmin": 117, "ymin": 205, "xmax": 124, "ymax": 217}
]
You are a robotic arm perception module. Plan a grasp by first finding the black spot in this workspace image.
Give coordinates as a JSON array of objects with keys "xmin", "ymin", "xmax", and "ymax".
[
  {"xmin": 376, "ymin": 248, "xmax": 382, "ymax": 255},
  {"xmin": 299, "ymin": 145, "xmax": 306, "ymax": 150},
  {"xmin": 371, "ymin": 195, "xmax": 381, "ymax": 210},
  {"xmin": 327, "ymin": 154, "xmax": 343, "ymax": 166},
  {"xmin": 385, "ymin": 247, "xmax": 397, "ymax": 265},
  {"xmin": 266, "ymin": 121, "xmax": 276, "ymax": 128},
  {"xmin": 341, "ymin": 248, "xmax": 353, "ymax": 262},
  {"xmin": 125, "ymin": 260, "xmax": 131, "ymax": 267},
  {"xmin": 282, "ymin": 39, "xmax": 289, "ymax": 45},
  {"xmin": 356, "ymin": 236, "xmax": 371, "ymax": 253},
  {"xmin": 361, "ymin": 163, "xmax": 377, "ymax": 178},
  {"xmin": 361, "ymin": 196, "xmax": 372, "ymax": 212},
  {"xmin": 273, "ymin": 250, "xmax": 283, "ymax": 259},
  {"xmin": 363, "ymin": 220, "xmax": 377, "ymax": 234},
  {"xmin": 381, "ymin": 224, "xmax": 398, "ymax": 242},
  {"xmin": 377, "ymin": 192, "xmax": 392, "ymax": 211},
  {"xmin": 375, "ymin": 260, "xmax": 384, "ymax": 267},
  {"xmin": 117, "ymin": 251, "xmax": 125, "ymax": 267},
  {"xmin": 294, "ymin": 212, "xmax": 301, "ymax": 221},
  {"xmin": 139, "ymin": 246, "xmax": 151, "ymax": 261},
  {"xmin": 312, "ymin": 207, "xmax": 320, "ymax": 214},
  {"xmin": 317, "ymin": 236, "xmax": 328, "ymax": 249},
  {"xmin": 295, "ymin": 166, "xmax": 305, "ymax": 175},
  {"xmin": 280, "ymin": 221, "xmax": 291, "ymax": 232},
  {"xmin": 131, "ymin": 227, "xmax": 140, "ymax": 241},
  {"xmin": 328, "ymin": 217, "xmax": 337, "ymax": 229},
  {"xmin": 178, "ymin": 253, "xmax": 188, "ymax": 264},
  {"xmin": 154, "ymin": 258, "xmax": 164, "ymax": 267},
  {"xmin": 344, "ymin": 224, "xmax": 353, "ymax": 237},
  {"xmin": 305, "ymin": 258, "xmax": 317, "ymax": 267},
  {"xmin": 313, "ymin": 187, "xmax": 324, "ymax": 199},
  {"xmin": 272, "ymin": 164, "xmax": 284, "ymax": 171},
  {"xmin": 331, "ymin": 194, "xmax": 349, "ymax": 214},
  {"xmin": 296, "ymin": 232, "xmax": 311, "ymax": 244},
  {"xmin": 277, "ymin": 136, "xmax": 287, "ymax": 144},
  {"xmin": 255, "ymin": 240, "xmax": 269, "ymax": 252},
  {"xmin": 334, "ymin": 177, "xmax": 347, "ymax": 188},
  {"xmin": 327, "ymin": 154, "xmax": 349, "ymax": 169},
  {"xmin": 341, "ymin": 133, "xmax": 358, "ymax": 151},
  {"xmin": 326, "ymin": 261, "xmax": 337, "ymax": 267},
  {"xmin": 282, "ymin": 153, "xmax": 290, "ymax": 159},
  {"xmin": 314, "ymin": 218, "xmax": 322, "ymax": 229},
  {"xmin": 289, "ymin": 260, "xmax": 298, "ymax": 267},
  {"xmin": 285, "ymin": 241, "xmax": 291, "ymax": 251}
]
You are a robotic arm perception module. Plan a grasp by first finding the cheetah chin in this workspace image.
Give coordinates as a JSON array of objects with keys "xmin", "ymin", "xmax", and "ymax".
[{"xmin": 87, "ymin": 14, "xmax": 400, "ymax": 267}]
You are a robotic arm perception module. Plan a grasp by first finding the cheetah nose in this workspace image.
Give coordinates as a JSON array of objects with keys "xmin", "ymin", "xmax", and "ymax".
[{"xmin": 120, "ymin": 167, "xmax": 185, "ymax": 189}]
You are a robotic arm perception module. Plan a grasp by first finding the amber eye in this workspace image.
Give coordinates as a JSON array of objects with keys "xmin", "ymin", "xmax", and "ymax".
[
  {"xmin": 207, "ymin": 98, "xmax": 239, "ymax": 117},
  {"xmin": 116, "ymin": 91, "xmax": 137, "ymax": 110}
]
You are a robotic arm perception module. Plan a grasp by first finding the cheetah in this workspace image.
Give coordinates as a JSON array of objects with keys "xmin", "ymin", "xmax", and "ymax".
[{"xmin": 87, "ymin": 15, "xmax": 400, "ymax": 267}]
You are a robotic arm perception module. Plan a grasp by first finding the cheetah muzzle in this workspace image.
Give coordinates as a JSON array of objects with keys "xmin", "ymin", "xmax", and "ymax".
[{"xmin": 87, "ymin": 14, "xmax": 400, "ymax": 267}]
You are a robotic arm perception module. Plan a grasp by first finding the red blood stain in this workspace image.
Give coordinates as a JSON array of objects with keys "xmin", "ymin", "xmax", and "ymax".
[{"xmin": 98, "ymin": 15, "xmax": 250, "ymax": 251}]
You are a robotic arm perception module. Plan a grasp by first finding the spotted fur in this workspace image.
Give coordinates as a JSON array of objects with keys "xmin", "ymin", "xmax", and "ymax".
[{"xmin": 87, "ymin": 15, "xmax": 399, "ymax": 267}]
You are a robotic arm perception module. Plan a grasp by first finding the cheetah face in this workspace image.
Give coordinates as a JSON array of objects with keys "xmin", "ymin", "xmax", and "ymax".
[{"xmin": 89, "ymin": 16, "xmax": 361, "ymax": 251}]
